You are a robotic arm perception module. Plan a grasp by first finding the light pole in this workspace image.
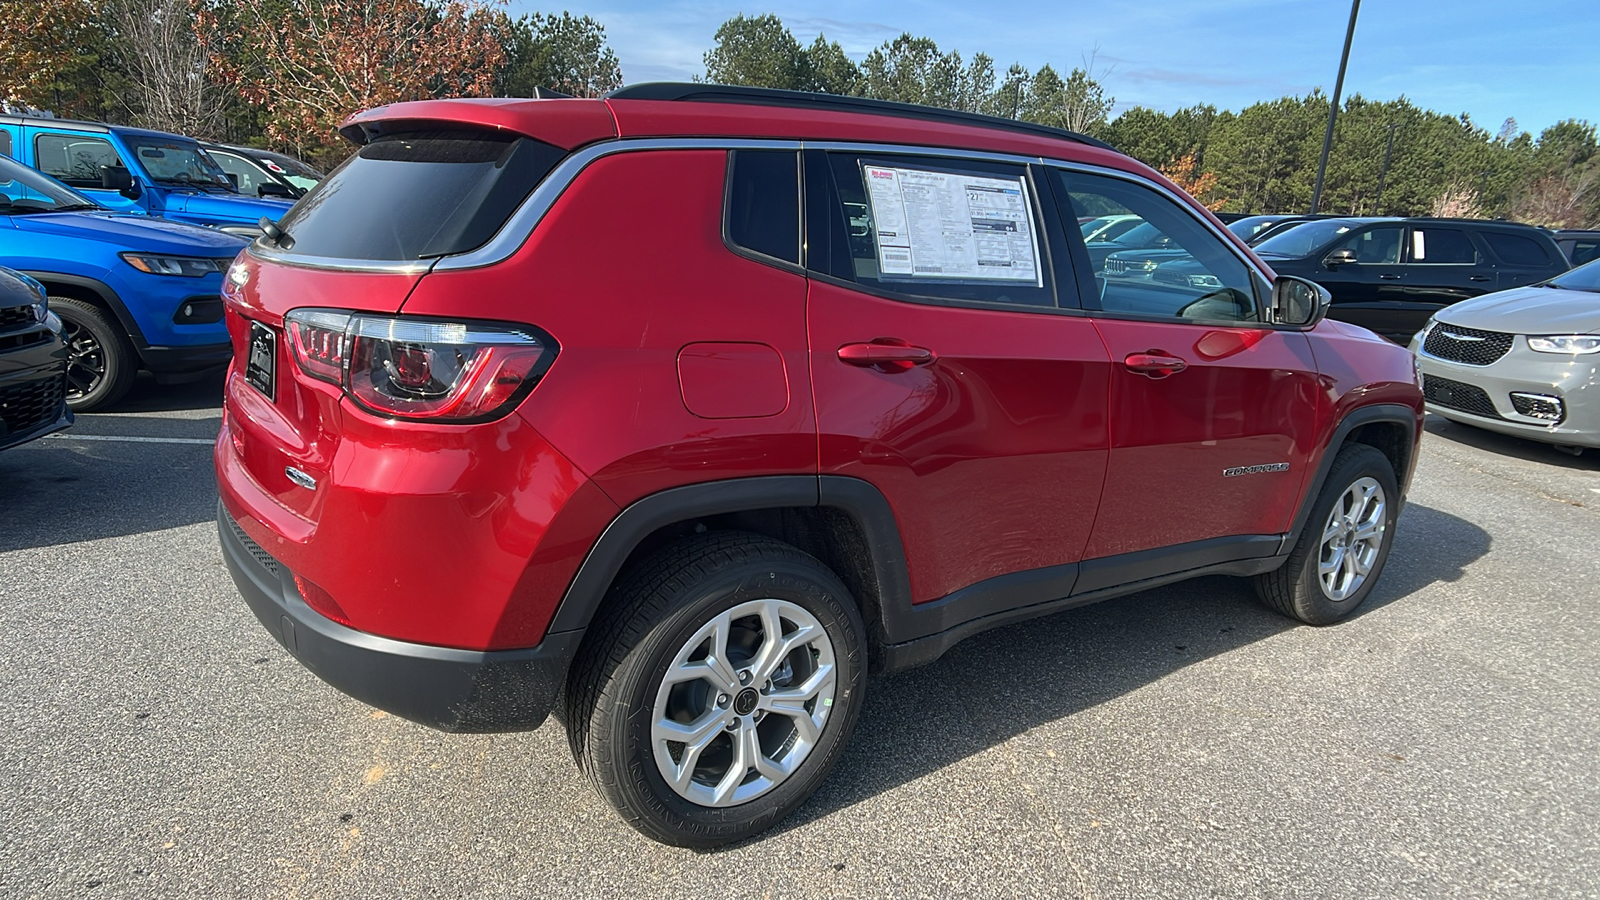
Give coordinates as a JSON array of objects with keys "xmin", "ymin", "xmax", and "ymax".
[
  {"xmin": 1373, "ymin": 121, "xmax": 1396, "ymax": 213},
  {"xmin": 1310, "ymin": 0, "xmax": 1361, "ymax": 215}
]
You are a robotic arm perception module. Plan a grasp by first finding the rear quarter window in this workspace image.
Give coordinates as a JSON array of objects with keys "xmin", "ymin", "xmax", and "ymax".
[
  {"xmin": 1481, "ymin": 231, "xmax": 1556, "ymax": 267},
  {"xmin": 274, "ymin": 131, "xmax": 566, "ymax": 261},
  {"xmin": 726, "ymin": 149, "xmax": 799, "ymax": 264}
]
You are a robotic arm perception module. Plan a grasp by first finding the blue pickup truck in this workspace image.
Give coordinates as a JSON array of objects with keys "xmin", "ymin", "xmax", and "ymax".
[{"xmin": 0, "ymin": 115, "xmax": 292, "ymax": 236}]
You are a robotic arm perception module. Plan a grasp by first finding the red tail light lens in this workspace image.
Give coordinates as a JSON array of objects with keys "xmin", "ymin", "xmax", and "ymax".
[
  {"xmin": 282, "ymin": 308, "xmax": 554, "ymax": 422},
  {"xmin": 284, "ymin": 309, "xmax": 350, "ymax": 384}
]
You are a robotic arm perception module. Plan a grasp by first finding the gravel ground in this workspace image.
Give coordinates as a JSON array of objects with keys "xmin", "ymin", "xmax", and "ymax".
[{"xmin": 2, "ymin": 374, "xmax": 1598, "ymax": 899}]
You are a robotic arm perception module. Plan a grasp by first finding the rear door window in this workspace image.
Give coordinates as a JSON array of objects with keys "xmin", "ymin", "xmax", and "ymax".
[
  {"xmin": 1481, "ymin": 231, "xmax": 1555, "ymax": 266},
  {"xmin": 34, "ymin": 133, "xmax": 124, "ymax": 188},
  {"xmin": 1408, "ymin": 227, "xmax": 1477, "ymax": 264},
  {"xmin": 0, "ymin": 130, "xmax": 10, "ymax": 157},
  {"xmin": 274, "ymin": 131, "xmax": 567, "ymax": 261},
  {"xmin": 808, "ymin": 151, "xmax": 1057, "ymax": 308}
]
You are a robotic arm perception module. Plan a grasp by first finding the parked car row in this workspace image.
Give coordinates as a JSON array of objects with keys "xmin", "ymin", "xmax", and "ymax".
[{"xmin": 0, "ymin": 112, "xmax": 325, "ymax": 417}]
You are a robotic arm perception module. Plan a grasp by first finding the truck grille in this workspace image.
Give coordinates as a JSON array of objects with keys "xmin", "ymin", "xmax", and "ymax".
[
  {"xmin": 1423, "ymin": 324, "xmax": 1514, "ymax": 366},
  {"xmin": 0, "ymin": 375, "xmax": 64, "ymax": 436},
  {"xmin": 1103, "ymin": 258, "xmax": 1130, "ymax": 275},
  {"xmin": 1423, "ymin": 375, "xmax": 1500, "ymax": 419}
]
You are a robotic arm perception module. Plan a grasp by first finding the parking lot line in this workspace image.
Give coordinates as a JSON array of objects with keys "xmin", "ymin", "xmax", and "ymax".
[{"xmin": 43, "ymin": 434, "xmax": 215, "ymax": 446}]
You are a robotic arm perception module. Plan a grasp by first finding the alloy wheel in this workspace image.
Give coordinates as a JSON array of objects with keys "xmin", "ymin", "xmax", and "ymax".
[
  {"xmin": 61, "ymin": 317, "xmax": 107, "ymax": 402},
  {"xmin": 1317, "ymin": 476, "xmax": 1387, "ymax": 602},
  {"xmin": 651, "ymin": 598, "xmax": 836, "ymax": 808}
]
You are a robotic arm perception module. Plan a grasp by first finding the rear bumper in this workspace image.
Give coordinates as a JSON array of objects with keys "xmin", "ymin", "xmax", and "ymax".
[{"xmin": 218, "ymin": 501, "xmax": 580, "ymax": 733}]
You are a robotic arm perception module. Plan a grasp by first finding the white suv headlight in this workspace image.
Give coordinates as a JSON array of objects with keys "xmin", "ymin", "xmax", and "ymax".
[{"xmin": 1527, "ymin": 335, "xmax": 1600, "ymax": 355}]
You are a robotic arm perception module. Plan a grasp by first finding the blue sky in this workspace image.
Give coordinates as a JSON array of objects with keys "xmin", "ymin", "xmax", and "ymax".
[{"xmin": 509, "ymin": 0, "xmax": 1598, "ymax": 136}]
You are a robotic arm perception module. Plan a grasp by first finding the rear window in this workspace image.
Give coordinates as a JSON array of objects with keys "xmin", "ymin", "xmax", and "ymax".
[
  {"xmin": 275, "ymin": 131, "xmax": 566, "ymax": 261},
  {"xmin": 1482, "ymin": 231, "xmax": 1555, "ymax": 266}
]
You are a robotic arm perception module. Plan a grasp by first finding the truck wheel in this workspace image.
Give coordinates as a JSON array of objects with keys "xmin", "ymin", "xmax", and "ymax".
[
  {"xmin": 54, "ymin": 297, "xmax": 135, "ymax": 412},
  {"xmin": 1255, "ymin": 443, "xmax": 1399, "ymax": 625},
  {"xmin": 567, "ymin": 532, "xmax": 867, "ymax": 848}
]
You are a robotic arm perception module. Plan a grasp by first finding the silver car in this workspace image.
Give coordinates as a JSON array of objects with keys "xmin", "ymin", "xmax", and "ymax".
[{"xmin": 1411, "ymin": 258, "xmax": 1600, "ymax": 451}]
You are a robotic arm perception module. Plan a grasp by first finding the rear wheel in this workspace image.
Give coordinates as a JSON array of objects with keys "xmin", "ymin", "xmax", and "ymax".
[
  {"xmin": 54, "ymin": 297, "xmax": 135, "ymax": 412},
  {"xmin": 567, "ymin": 532, "xmax": 866, "ymax": 847},
  {"xmin": 1255, "ymin": 443, "xmax": 1399, "ymax": 624}
]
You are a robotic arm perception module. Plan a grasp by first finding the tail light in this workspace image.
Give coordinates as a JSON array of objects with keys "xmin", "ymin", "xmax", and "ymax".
[{"xmin": 283, "ymin": 308, "xmax": 555, "ymax": 422}]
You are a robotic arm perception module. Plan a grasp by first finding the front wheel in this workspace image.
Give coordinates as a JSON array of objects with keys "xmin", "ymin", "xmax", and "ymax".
[
  {"xmin": 1255, "ymin": 443, "xmax": 1400, "ymax": 624},
  {"xmin": 54, "ymin": 297, "xmax": 135, "ymax": 412},
  {"xmin": 567, "ymin": 532, "xmax": 867, "ymax": 847}
]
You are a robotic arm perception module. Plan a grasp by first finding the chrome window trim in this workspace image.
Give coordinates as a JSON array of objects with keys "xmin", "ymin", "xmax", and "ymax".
[
  {"xmin": 247, "ymin": 241, "xmax": 437, "ymax": 274},
  {"xmin": 243, "ymin": 135, "xmax": 1265, "ymax": 283}
]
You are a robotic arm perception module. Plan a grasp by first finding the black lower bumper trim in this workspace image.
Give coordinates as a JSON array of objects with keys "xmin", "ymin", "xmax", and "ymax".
[
  {"xmin": 140, "ymin": 342, "xmax": 232, "ymax": 374},
  {"xmin": 218, "ymin": 501, "xmax": 581, "ymax": 733}
]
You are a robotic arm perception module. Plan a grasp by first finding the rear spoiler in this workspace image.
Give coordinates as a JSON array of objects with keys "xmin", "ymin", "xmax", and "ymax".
[{"xmin": 337, "ymin": 96, "xmax": 616, "ymax": 151}]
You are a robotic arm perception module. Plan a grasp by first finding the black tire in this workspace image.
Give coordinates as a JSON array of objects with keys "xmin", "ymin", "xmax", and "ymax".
[
  {"xmin": 566, "ymin": 531, "xmax": 867, "ymax": 848},
  {"xmin": 54, "ymin": 297, "xmax": 135, "ymax": 412},
  {"xmin": 1255, "ymin": 443, "xmax": 1400, "ymax": 625}
]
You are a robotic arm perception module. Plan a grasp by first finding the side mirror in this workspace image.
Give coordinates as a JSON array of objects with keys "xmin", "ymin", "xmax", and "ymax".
[
  {"xmin": 1271, "ymin": 275, "xmax": 1331, "ymax": 327},
  {"xmin": 99, "ymin": 164, "xmax": 141, "ymax": 200},
  {"xmin": 224, "ymin": 173, "xmax": 240, "ymax": 190},
  {"xmin": 1323, "ymin": 247, "xmax": 1357, "ymax": 267},
  {"xmin": 257, "ymin": 182, "xmax": 295, "ymax": 199}
]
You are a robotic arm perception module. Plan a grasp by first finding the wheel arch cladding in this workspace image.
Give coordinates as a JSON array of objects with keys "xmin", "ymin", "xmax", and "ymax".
[
  {"xmin": 547, "ymin": 475, "xmax": 913, "ymax": 670},
  {"xmin": 1288, "ymin": 403, "xmax": 1419, "ymax": 550},
  {"xmin": 22, "ymin": 272, "xmax": 146, "ymax": 346}
]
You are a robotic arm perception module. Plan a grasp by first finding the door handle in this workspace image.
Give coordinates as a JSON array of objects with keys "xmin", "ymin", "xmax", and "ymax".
[
  {"xmin": 1379, "ymin": 273, "xmax": 1402, "ymax": 280},
  {"xmin": 1469, "ymin": 275, "xmax": 1493, "ymax": 282},
  {"xmin": 838, "ymin": 340, "xmax": 935, "ymax": 372},
  {"xmin": 1123, "ymin": 351, "xmax": 1188, "ymax": 379}
]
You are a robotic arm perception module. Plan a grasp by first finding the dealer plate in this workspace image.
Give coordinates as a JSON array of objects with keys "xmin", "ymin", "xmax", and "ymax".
[{"xmin": 245, "ymin": 321, "xmax": 276, "ymax": 400}]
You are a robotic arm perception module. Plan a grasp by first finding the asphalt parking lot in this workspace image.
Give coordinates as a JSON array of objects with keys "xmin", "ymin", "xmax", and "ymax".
[{"xmin": 3, "ymin": 374, "xmax": 1599, "ymax": 899}]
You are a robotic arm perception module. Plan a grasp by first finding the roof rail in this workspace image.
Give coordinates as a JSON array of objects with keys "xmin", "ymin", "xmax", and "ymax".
[
  {"xmin": 606, "ymin": 82, "xmax": 1118, "ymax": 153},
  {"xmin": 1400, "ymin": 216, "xmax": 1538, "ymax": 227}
]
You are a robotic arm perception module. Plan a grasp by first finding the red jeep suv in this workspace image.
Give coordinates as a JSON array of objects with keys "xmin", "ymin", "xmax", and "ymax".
[{"xmin": 216, "ymin": 84, "xmax": 1423, "ymax": 847}]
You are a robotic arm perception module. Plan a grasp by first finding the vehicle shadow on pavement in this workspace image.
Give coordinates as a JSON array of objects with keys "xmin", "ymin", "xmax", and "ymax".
[
  {"xmin": 0, "ymin": 432, "xmax": 216, "ymax": 552},
  {"xmin": 109, "ymin": 370, "xmax": 228, "ymax": 414},
  {"xmin": 753, "ymin": 502, "xmax": 1489, "ymax": 844},
  {"xmin": 1424, "ymin": 414, "xmax": 1600, "ymax": 470}
]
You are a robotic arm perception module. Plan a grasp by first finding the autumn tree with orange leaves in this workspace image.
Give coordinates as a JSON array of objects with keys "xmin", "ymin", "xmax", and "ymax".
[
  {"xmin": 203, "ymin": 0, "xmax": 507, "ymax": 165},
  {"xmin": 1159, "ymin": 152, "xmax": 1226, "ymax": 211},
  {"xmin": 0, "ymin": 0, "xmax": 96, "ymax": 109}
]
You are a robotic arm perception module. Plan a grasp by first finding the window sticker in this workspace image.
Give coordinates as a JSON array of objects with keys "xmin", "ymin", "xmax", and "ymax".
[
  {"xmin": 862, "ymin": 164, "xmax": 1041, "ymax": 284},
  {"xmin": 1412, "ymin": 230, "xmax": 1426, "ymax": 261}
]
